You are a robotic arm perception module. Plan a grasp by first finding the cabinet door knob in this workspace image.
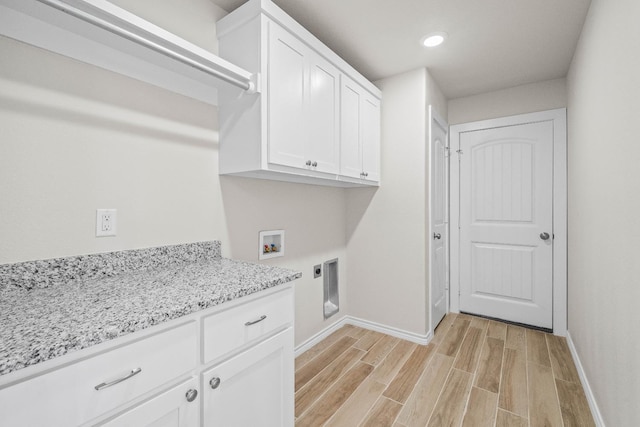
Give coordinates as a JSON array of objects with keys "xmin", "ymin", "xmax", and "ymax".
[
  {"xmin": 185, "ymin": 389, "xmax": 198, "ymax": 402},
  {"xmin": 209, "ymin": 377, "xmax": 221, "ymax": 389},
  {"xmin": 312, "ymin": 161, "xmax": 318, "ymax": 167},
  {"xmin": 305, "ymin": 160, "xmax": 312, "ymax": 166}
]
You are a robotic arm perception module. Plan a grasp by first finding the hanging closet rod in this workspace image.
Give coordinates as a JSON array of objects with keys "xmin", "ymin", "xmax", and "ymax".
[{"xmin": 37, "ymin": 0, "xmax": 255, "ymax": 92}]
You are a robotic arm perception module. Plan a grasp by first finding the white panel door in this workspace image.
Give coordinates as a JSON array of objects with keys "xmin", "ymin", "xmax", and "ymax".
[
  {"xmin": 307, "ymin": 56, "xmax": 340, "ymax": 173},
  {"xmin": 458, "ymin": 121, "xmax": 554, "ymax": 328},
  {"xmin": 267, "ymin": 24, "xmax": 307, "ymax": 169},
  {"xmin": 430, "ymin": 107, "xmax": 448, "ymax": 330}
]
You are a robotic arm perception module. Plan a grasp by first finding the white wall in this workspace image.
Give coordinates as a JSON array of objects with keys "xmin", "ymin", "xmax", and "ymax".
[
  {"xmin": 0, "ymin": 0, "xmax": 347, "ymax": 346},
  {"xmin": 219, "ymin": 177, "xmax": 348, "ymax": 344},
  {"xmin": 426, "ymin": 72, "xmax": 448, "ymax": 123},
  {"xmin": 566, "ymin": 0, "xmax": 640, "ymax": 425},
  {"xmin": 448, "ymin": 78, "xmax": 567, "ymax": 125},
  {"xmin": 345, "ymin": 68, "xmax": 447, "ymax": 337}
]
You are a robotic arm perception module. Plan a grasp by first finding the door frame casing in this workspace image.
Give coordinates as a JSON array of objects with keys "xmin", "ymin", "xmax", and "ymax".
[
  {"xmin": 449, "ymin": 108, "xmax": 567, "ymax": 336},
  {"xmin": 428, "ymin": 105, "xmax": 449, "ymax": 334}
]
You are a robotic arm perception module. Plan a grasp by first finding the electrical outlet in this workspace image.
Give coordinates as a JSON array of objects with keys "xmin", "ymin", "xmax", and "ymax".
[
  {"xmin": 313, "ymin": 264, "xmax": 322, "ymax": 278},
  {"xmin": 96, "ymin": 209, "xmax": 117, "ymax": 237}
]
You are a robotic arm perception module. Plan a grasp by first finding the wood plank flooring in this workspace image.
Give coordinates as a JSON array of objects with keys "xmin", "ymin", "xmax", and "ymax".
[{"xmin": 295, "ymin": 314, "xmax": 595, "ymax": 427}]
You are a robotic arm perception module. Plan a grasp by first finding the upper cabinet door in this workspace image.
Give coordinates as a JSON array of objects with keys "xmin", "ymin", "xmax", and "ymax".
[
  {"xmin": 340, "ymin": 77, "xmax": 381, "ymax": 182},
  {"xmin": 307, "ymin": 56, "xmax": 340, "ymax": 174},
  {"xmin": 217, "ymin": 1, "xmax": 382, "ymax": 187},
  {"xmin": 361, "ymin": 95, "xmax": 381, "ymax": 182},
  {"xmin": 340, "ymin": 77, "xmax": 363, "ymax": 179},
  {"xmin": 267, "ymin": 24, "xmax": 307, "ymax": 169}
]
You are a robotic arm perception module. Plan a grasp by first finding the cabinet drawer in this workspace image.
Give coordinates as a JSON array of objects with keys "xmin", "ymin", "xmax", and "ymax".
[
  {"xmin": 0, "ymin": 322, "xmax": 197, "ymax": 427},
  {"xmin": 202, "ymin": 287, "xmax": 293, "ymax": 364}
]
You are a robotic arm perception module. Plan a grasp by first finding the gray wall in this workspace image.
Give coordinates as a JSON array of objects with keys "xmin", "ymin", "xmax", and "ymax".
[
  {"xmin": 0, "ymin": 0, "xmax": 348, "ymax": 346},
  {"xmin": 448, "ymin": 78, "xmax": 567, "ymax": 125},
  {"xmin": 566, "ymin": 0, "xmax": 640, "ymax": 424},
  {"xmin": 346, "ymin": 68, "xmax": 447, "ymax": 337}
]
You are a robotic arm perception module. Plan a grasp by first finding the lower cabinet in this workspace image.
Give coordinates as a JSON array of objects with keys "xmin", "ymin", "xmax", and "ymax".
[
  {"xmin": 202, "ymin": 328, "xmax": 294, "ymax": 427},
  {"xmin": 0, "ymin": 284, "xmax": 295, "ymax": 427},
  {"xmin": 0, "ymin": 322, "xmax": 198, "ymax": 427},
  {"xmin": 100, "ymin": 377, "xmax": 200, "ymax": 427}
]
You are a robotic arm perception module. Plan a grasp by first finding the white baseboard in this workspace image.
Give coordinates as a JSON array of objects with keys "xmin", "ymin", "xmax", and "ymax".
[
  {"xmin": 295, "ymin": 315, "xmax": 432, "ymax": 357},
  {"xmin": 566, "ymin": 331, "xmax": 606, "ymax": 427},
  {"xmin": 344, "ymin": 316, "xmax": 433, "ymax": 345},
  {"xmin": 294, "ymin": 315, "xmax": 350, "ymax": 357}
]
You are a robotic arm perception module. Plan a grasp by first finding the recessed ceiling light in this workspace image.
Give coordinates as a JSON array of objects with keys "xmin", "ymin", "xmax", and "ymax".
[{"xmin": 421, "ymin": 32, "xmax": 448, "ymax": 48}]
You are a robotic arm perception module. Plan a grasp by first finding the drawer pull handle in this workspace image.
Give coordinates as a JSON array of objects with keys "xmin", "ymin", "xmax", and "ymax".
[
  {"xmin": 244, "ymin": 315, "xmax": 267, "ymax": 326},
  {"xmin": 209, "ymin": 377, "xmax": 221, "ymax": 389},
  {"xmin": 94, "ymin": 367, "xmax": 142, "ymax": 391},
  {"xmin": 185, "ymin": 389, "xmax": 198, "ymax": 402}
]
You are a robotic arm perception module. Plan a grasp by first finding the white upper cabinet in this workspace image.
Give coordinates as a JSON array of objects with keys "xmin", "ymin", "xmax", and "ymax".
[
  {"xmin": 268, "ymin": 24, "xmax": 308, "ymax": 170},
  {"xmin": 267, "ymin": 23, "xmax": 340, "ymax": 174},
  {"xmin": 306, "ymin": 55, "xmax": 340, "ymax": 174},
  {"xmin": 361, "ymin": 96, "xmax": 381, "ymax": 182},
  {"xmin": 340, "ymin": 75, "xmax": 381, "ymax": 182},
  {"xmin": 217, "ymin": 0, "xmax": 381, "ymax": 187}
]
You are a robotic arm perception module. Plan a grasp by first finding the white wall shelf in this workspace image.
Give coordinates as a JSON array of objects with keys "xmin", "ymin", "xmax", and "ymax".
[{"xmin": 0, "ymin": 0, "xmax": 257, "ymax": 106}]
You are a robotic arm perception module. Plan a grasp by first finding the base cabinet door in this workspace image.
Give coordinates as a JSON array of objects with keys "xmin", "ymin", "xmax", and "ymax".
[
  {"xmin": 99, "ymin": 377, "xmax": 199, "ymax": 427},
  {"xmin": 202, "ymin": 328, "xmax": 294, "ymax": 427}
]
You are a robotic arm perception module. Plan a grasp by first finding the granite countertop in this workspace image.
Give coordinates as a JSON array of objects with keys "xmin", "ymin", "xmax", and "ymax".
[{"xmin": 0, "ymin": 242, "xmax": 301, "ymax": 377}]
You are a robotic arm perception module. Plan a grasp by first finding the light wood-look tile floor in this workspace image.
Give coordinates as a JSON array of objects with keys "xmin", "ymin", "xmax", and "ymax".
[{"xmin": 294, "ymin": 313, "xmax": 595, "ymax": 427}]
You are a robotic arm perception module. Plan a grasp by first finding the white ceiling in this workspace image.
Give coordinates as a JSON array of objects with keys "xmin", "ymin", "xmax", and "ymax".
[{"xmin": 212, "ymin": 0, "xmax": 592, "ymax": 99}]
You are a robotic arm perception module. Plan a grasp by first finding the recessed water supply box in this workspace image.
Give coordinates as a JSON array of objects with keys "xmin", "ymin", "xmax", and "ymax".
[
  {"xmin": 323, "ymin": 258, "xmax": 339, "ymax": 319},
  {"xmin": 259, "ymin": 230, "xmax": 284, "ymax": 260}
]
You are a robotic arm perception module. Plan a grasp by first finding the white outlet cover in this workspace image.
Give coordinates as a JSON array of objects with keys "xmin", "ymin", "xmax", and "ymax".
[{"xmin": 96, "ymin": 209, "xmax": 117, "ymax": 237}]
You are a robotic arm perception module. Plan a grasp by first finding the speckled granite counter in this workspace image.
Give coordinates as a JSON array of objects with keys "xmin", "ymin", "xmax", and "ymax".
[{"xmin": 0, "ymin": 242, "xmax": 301, "ymax": 376}]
